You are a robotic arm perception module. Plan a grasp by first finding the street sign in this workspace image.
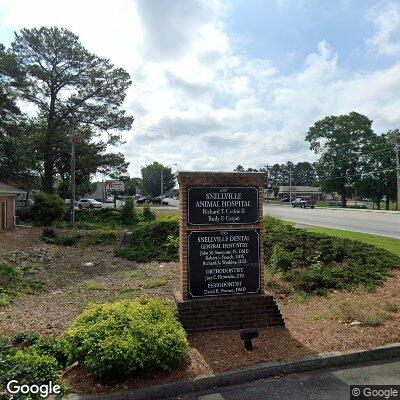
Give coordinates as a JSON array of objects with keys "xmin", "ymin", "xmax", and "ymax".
[{"xmin": 105, "ymin": 180, "xmax": 125, "ymax": 192}]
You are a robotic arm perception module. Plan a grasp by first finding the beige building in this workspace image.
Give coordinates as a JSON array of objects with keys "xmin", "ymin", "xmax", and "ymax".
[{"xmin": 278, "ymin": 186, "xmax": 323, "ymax": 200}]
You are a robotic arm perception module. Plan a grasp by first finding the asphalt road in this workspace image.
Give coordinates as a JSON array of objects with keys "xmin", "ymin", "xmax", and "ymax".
[
  {"xmin": 264, "ymin": 205, "xmax": 400, "ymax": 238},
  {"xmin": 177, "ymin": 357, "xmax": 400, "ymax": 400}
]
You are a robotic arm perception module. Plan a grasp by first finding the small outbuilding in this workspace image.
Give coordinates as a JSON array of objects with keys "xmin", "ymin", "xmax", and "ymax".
[
  {"xmin": 278, "ymin": 185, "xmax": 323, "ymax": 201},
  {"xmin": 0, "ymin": 182, "xmax": 25, "ymax": 229}
]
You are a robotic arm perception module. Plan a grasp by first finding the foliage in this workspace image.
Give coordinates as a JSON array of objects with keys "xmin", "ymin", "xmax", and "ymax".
[
  {"xmin": 305, "ymin": 112, "xmax": 376, "ymax": 207},
  {"xmin": 145, "ymin": 278, "xmax": 168, "ymax": 289},
  {"xmin": 121, "ymin": 196, "xmax": 139, "ymax": 225},
  {"xmin": 84, "ymin": 230, "xmax": 117, "ymax": 245},
  {"xmin": 42, "ymin": 232, "xmax": 81, "ymax": 246},
  {"xmin": 119, "ymin": 176, "xmax": 143, "ymax": 196},
  {"xmin": 74, "ymin": 208, "xmax": 122, "ymax": 226},
  {"xmin": 0, "ymin": 264, "xmax": 43, "ymax": 307},
  {"xmin": 12, "ymin": 333, "xmax": 69, "ymax": 369},
  {"xmin": 141, "ymin": 162, "xmax": 175, "ymax": 197},
  {"xmin": 31, "ymin": 192, "xmax": 66, "ymax": 226},
  {"xmin": 267, "ymin": 161, "xmax": 316, "ymax": 189},
  {"xmin": 142, "ymin": 202, "xmax": 156, "ymax": 221},
  {"xmin": 64, "ymin": 296, "xmax": 189, "ymax": 378},
  {"xmin": 355, "ymin": 132, "xmax": 397, "ymax": 210},
  {"xmin": 3, "ymin": 26, "xmax": 133, "ymax": 193},
  {"xmin": 115, "ymin": 216, "xmax": 179, "ymax": 262},
  {"xmin": 270, "ymin": 245, "xmax": 292, "ymax": 272},
  {"xmin": 264, "ymin": 216, "xmax": 400, "ymax": 292},
  {"xmin": 0, "ymin": 333, "xmax": 67, "ymax": 399}
]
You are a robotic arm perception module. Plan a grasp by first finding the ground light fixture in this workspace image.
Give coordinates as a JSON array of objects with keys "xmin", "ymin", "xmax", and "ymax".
[{"xmin": 240, "ymin": 328, "xmax": 259, "ymax": 351}]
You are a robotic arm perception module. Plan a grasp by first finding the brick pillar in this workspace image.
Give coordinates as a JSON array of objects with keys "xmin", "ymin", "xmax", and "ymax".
[{"xmin": 174, "ymin": 171, "xmax": 284, "ymax": 332}]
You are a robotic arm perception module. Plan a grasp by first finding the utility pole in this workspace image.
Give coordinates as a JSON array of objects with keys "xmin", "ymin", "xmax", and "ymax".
[
  {"xmin": 396, "ymin": 143, "xmax": 400, "ymax": 211},
  {"xmin": 289, "ymin": 164, "xmax": 292, "ymax": 203},
  {"xmin": 69, "ymin": 136, "xmax": 79, "ymax": 227},
  {"xmin": 160, "ymin": 167, "xmax": 164, "ymax": 198},
  {"xmin": 265, "ymin": 165, "xmax": 269, "ymax": 204},
  {"xmin": 69, "ymin": 113, "xmax": 79, "ymax": 227}
]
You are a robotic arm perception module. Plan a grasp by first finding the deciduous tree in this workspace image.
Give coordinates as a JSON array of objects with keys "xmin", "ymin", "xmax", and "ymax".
[{"xmin": 306, "ymin": 112, "xmax": 375, "ymax": 207}]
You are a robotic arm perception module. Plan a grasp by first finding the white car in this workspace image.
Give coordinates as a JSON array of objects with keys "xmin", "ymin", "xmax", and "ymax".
[{"xmin": 77, "ymin": 198, "xmax": 102, "ymax": 209}]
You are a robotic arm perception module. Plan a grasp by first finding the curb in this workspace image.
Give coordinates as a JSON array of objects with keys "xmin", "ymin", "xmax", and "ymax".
[{"xmin": 65, "ymin": 342, "xmax": 400, "ymax": 400}]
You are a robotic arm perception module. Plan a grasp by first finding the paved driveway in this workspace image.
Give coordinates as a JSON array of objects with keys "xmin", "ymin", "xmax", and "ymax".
[
  {"xmin": 178, "ymin": 357, "xmax": 400, "ymax": 400},
  {"xmin": 264, "ymin": 205, "xmax": 400, "ymax": 238}
]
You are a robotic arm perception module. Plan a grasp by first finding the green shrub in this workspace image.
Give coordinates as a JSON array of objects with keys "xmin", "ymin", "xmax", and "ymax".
[
  {"xmin": 64, "ymin": 296, "xmax": 189, "ymax": 378},
  {"xmin": 0, "ymin": 349, "xmax": 63, "ymax": 398},
  {"xmin": 74, "ymin": 208, "xmax": 122, "ymax": 226},
  {"xmin": 142, "ymin": 203, "xmax": 156, "ymax": 221},
  {"xmin": 270, "ymin": 245, "xmax": 292, "ymax": 272},
  {"xmin": 42, "ymin": 231, "xmax": 81, "ymax": 246},
  {"xmin": 31, "ymin": 192, "xmax": 66, "ymax": 226},
  {"xmin": 84, "ymin": 230, "xmax": 117, "ymax": 245},
  {"xmin": 264, "ymin": 216, "xmax": 400, "ymax": 292},
  {"xmin": 115, "ymin": 216, "xmax": 179, "ymax": 262},
  {"xmin": 121, "ymin": 197, "xmax": 139, "ymax": 225}
]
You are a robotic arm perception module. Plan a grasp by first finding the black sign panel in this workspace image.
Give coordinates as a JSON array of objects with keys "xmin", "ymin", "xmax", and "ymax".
[
  {"xmin": 188, "ymin": 229, "xmax": 260, "ymax": 298},
  {"xmin": 187, "ymin": 186, "xmax": 259, "ymax": 225}
]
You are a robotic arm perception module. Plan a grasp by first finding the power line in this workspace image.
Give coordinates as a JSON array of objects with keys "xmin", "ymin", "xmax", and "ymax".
[{"xmin": 316, "ymin": 167, "xmax": 398, "ymax": 183}]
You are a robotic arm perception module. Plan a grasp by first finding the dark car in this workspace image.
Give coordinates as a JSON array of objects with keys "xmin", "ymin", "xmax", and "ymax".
[{"xmin": 292, "ymin": 197, "xmax": 315, "ymax": 209}]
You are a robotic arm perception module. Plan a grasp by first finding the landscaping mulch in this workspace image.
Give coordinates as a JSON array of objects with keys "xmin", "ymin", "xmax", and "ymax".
[{"xmin": 1, "ymin": 226, "xmax": 400, "ymax": 395}]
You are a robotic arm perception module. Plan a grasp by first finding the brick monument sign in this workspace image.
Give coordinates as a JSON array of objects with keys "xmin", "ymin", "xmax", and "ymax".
[{"xmin": 174, "ymin": 171, "xmax": 284, "ymax": 332}]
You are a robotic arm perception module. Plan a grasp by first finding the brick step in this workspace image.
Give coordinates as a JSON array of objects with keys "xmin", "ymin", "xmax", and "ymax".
[{"xmin": 175, "ymin": 294, "xmax": 285, "ymax": 333}]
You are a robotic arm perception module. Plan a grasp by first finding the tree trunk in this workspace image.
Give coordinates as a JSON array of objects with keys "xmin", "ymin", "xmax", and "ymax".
[
  {"xmin": 385, "ymin": 196, "xmax": 390, "ymax": 210},
  {"xmin": 44, "ymin": 155, "xmax": 54, "ymax": 193},
  {"xmin": 377, "ymin": 200, "xmax": 381, "ymax": 210},
  {"xmin": 43, "ymin": 91, "xmax": 56, "ymax": 194},
  {"xmin": 340, "ymin": 187, "xmax": 347, "ymax": 207}
]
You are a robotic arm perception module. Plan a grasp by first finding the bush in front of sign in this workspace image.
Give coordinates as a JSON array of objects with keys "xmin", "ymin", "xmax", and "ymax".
[
  {"xmin": 270, "ymin": 245, "xmax": 292, "ymax": 272},
  {"xmin": 64, "ymin": 296, "xmax": 189, "ymax": 378},
  {"xmin": 264, "ymin": 216, "xmax": 400, "ymax": 292}
]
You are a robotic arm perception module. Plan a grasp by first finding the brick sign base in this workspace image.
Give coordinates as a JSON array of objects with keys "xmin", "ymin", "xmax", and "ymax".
[
  {"xmin": 174, "ymin": 292, "xmax": 284, "ymax": 333},
  {"xmin": 176, "ymin": 171, "xmax": 285, "ymax": 332}
]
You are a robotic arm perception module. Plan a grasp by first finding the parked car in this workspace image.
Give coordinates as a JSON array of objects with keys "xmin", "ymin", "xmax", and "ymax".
[
  {"xmin": 292, "ymin": 197, "xmax": 315, "ymax": 209},
  {"xmin": 16, "ymin": 198, "xmax": 34, "ymax": 208},
  {"xmin": 105, "ymin": 196, "xmax": 114, "ymax": 203},
  {"xmin": 64, "ymin": 199, "xmax": 77, "ymax": 206},
  {"xmin": 280, "ymin": 197, "xmax": 290, "ymax": 203},
  {"xmin": 137, "ymin": 196, "xmax": 168, "ymax": 205},
  {"xmin": 77, "ymin": 198, "xmax": 102, "ymax": 209}
]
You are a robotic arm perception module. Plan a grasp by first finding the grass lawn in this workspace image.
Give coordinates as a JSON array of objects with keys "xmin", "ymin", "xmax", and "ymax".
[{"xmin": 304, "ymin": 226, "xmax": 400, "ymax": 257}]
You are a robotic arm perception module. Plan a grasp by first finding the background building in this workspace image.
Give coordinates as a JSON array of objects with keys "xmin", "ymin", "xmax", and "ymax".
[
  {"xmin": 278, "ymin": 186, "xmax": 323, "ymax": 200},
  {"xmin": 0, "ymin": 182, "xmax": 25, "ymax": 229}
]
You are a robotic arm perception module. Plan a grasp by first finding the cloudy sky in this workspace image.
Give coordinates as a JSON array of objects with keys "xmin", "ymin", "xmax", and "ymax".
[{"xmin": 1, "ymin": 0, "xmax": 400, "ymax": 176}]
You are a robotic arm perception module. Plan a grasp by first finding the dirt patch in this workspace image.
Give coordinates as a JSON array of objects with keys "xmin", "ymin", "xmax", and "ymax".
[
  {"xmin": 0, "ymin": 227, "xmax": 178, "ymax": 335},
  {"xmin": 279, "ymin": 270, "xmax": 400, "ymax": 353},
  {"xmin": 1, "ymin": 227, "xmax": 400, "ymax": 395}
]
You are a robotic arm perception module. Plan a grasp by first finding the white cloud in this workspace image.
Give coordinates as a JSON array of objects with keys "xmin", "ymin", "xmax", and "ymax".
[
  {"xmin": 1, "ymin": 0, "xmax": 400, "ymax": 176},
  {"xmin": 366, "ymin": 0, "xmax": 400, "ymax": 56}
]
